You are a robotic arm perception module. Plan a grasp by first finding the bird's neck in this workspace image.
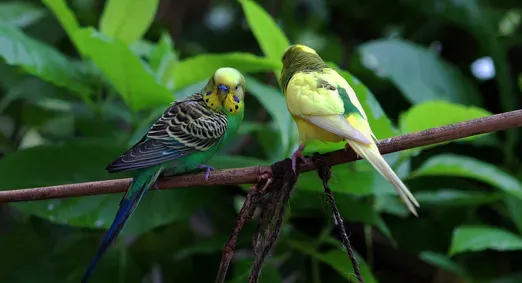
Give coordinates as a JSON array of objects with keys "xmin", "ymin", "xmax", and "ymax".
[
  {"xmin": 221, "ymin": 108, "xmax": 244, "ymax": 145},
  {"xmin": 280, "ymin": 54, "xmax": 327, "ymax": 91}
]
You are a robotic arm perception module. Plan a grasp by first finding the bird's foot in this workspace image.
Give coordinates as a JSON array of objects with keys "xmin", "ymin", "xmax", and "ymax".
[
  {"xmin": 199, "ymin": 164, "xmax": 216, "ymax": 181},
  {"xmin": 291, "ymin": 145, "xmax": 307, "ymax": 174}
]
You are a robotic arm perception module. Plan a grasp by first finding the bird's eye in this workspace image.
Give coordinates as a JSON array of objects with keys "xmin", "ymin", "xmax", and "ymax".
[{"xmin": 235, "ymin": 85, "xmax": 239, "ymax": 90}]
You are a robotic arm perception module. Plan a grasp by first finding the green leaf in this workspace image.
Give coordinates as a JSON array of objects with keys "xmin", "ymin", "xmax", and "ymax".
[
  {"xmin": 414, "ymin": 189, "xmax": 503, "ymax": 207},
  {"xmin": 399, "ymin": 100, "xmax": 494, "ymax": 154},
  {"xmin": 0, "ymin": 22, "xmax": 90, "ymax": 95},
  {"xmin": 291, "ymin": 190, "xmax": 395, "ymax": 243},
  {"xmin": 400, "ymin": 100, "xmax": 491, "ymax": 136},
  {"xmin": 150, "ymin": 32, "xmax": 177, "ymax": 89},
  {"xmin": 42, "ymin": 0, "xmax": 81, "ymax": 50},
  {"xmin": 297, "ymin": 164, "xmax": 397, "ymax": 197},
  {"xmin": 172, "ymin": 52, "xmax": 278, "ymax": 90},
  {"xmin": 99, "ymin": 0, "xmax": 159, "ymax": 45},
  {"xmin": 73, "ymin": 27, "xmax": 172, "ymax": 111},
  {"xmin": 0, "ymin": 141, "xmax": 210, "ymax": 235},
  {"xmin": 130, "ymin": 39, "xmax": 155, "ymax": 58},
  {"xmin": 321, "ymin": 250, "xmax": 379, "ymax": 283},
  {"xmin": 419, "ymin": 251, "xmax": 468, "ymax": 277},
  {"xmin": 238, "ymin": 0, "xmax": 288, "ymax": 79},
  {"xmin": 231, "ymin": 259, "xmax": 282, "ymax": 283},
  {"xmin": 358, "ymin": 38, "xmax": 482, "ymax": 105},
  {"xmin": 449, "ymin": 226, "xmax": 522, "ymax": 255},
  {"xmin": 412, "ymin": 154, "xmax": 522, "ymax": 200},
  {"xmin": 505, "ymin": 196, "xmax": 522, "ymax": 235},
  {"xmin": 245, "ymin": 76, "xmax": 296, "ymax": 160},
  {"xmin": 0, "ymin": 2, "xmax": 46, "ymax": 28},
  {"xmin": 288, "ymin": 240, "xmax": 378, "ymax": 283}
]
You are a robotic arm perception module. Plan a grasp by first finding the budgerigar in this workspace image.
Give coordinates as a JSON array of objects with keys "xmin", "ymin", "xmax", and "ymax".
[
  {"xmin": 280, "ymin": 44, "xmax": 419, "ymax": 216},
  {"xmin": 81, "ymin": 67, "xmax": 247, "ymax": 282}
]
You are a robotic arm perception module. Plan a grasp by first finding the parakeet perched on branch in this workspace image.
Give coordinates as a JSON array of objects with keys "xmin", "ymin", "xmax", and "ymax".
[
  {"xmin": 280, "ymin": 44, "xmax": 419, "ymax": 216},
  {"xmin": 81, "ymin": 67, "xmax": 247, "ymax": 283}
]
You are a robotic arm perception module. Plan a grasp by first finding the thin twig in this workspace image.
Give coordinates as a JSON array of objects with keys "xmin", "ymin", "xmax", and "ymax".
[
  {"xmin": 214, "ymin": 183, "xmax": 262, "ymax": 283},
  {"xmin": 1, "ymin": 110, "xmax": 522, "ymax": 202},
  {"xmin": 313, "ymin": 153, "xmax": 364, "ymax": 283}
]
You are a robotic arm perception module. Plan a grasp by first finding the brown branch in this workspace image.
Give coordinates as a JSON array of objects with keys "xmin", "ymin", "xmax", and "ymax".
[{"xmin": 1, "ymin": 109, "xmax": 522, "ymax": 203}]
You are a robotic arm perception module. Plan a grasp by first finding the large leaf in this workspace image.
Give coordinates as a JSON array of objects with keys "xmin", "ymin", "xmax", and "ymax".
[
  {"xmin": 400, "ymin": 100, "xmax": 492, "ymax": 134},
  {"xmin": 150, "ymin": 32, "xmax": 177, "ymax": 90},
  {"xmin": 419, "ymin": 251, "xmax": 468, "ymax": 278},
  {"xmin": 42, "ymin": 0, "xmax": 81, "ymax": 51},
  {"xmin": 238, "ymin": 0, "xmax": 289, "ymax": 79},
  {"xmin": 288, "ymin": 240, "xmax": 378, "ymax": 283},
  {"xmin": 171, "ymin": 52, "xmax": 278, "ymax": 90},
  {"xmin": 245, "ymin": 76, "xmax": 296, "ymax": 160},
  {"xmin": 399, "ymin": 100, "xmax": 493, "ymax": 153},
  {"xmin": 505, "ymin": 196, "xmax": 522, "ymax": 235},
  {"xmin": 358, "ymin": 38, "xmax": 482, "ymax": 105},
  {"xmin": 231, "ymin": 259, "xmax": 282, "ymax": 283},
  {"xmin": 449, "ymin": 226, "xmax": 522, "ymax": 255},
  {"xmin": 291, "ymin": 190, "xmax": 395, "ymax": 243},
  {"xmin": 0, "ymin": 22, "xmax": 90, "ymax": 95},
  {"xmin": 73, "ymin": 27, "xmax": 172, "ymax": 111},
  {"xmin": 99, "ymin": 0, "xmax": 159, "ymax": 45},
  {"xmin": 0, "ymin": 141, "xmax": 210, "ymax": 236},
  {"xmin": 412, "ymin": 154, "xmax": 522, "ymax": 200},
  {"xmin": 0, "ymin": 2, "xmax": 46, "ymax": 28},
  {"xmin": 297, "ymin": 164, "xmax": 398, "ymax": 197},
  {"xmin": 414, "ymin": 189, "xmax": 503, "ymax": 207}
]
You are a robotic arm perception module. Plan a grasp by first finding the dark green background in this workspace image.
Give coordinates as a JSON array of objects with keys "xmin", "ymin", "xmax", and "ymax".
[{"xmin": 0, "ymin": 0, "xmax": 522, "ymax": 282}]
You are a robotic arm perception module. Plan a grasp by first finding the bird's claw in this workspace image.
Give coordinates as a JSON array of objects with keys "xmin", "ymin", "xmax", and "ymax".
[
  {"xmin": 291, "ymin": 145, "xmax": 306, "ymax": 174},
  {"xmin": 199, "ymin": 164, "xmax": 215, "ymax": 181}
]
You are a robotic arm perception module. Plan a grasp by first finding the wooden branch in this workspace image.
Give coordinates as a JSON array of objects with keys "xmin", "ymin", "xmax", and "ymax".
[{"xmin": 1, "ymin": 109, "xmax": 521, "ymax": 203}]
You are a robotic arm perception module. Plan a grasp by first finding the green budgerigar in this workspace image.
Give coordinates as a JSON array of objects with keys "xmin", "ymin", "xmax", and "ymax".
[{"xmin": 81, "ymin": 67, "xmax": 247, "ymax": 283}]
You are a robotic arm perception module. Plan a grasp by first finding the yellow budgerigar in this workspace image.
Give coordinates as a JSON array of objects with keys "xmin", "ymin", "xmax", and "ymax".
[{"xmin": 280, "ymin": 44, "xmax": 419, "ymax": 216}]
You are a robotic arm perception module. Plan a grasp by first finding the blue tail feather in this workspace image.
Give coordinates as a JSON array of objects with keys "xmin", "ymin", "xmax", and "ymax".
[{"xmin": 81, "ymin": 166, "xmax": 162, "ymax": 283}]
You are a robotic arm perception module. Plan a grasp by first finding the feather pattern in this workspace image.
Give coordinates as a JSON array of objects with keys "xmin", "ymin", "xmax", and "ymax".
[
  {"xmin": 107, "ymin": 93, "xmax": 228, "ymax": 173},
  {"xmin": 82, "ymin": 67, "xmax": 247, "ymax": 283}
]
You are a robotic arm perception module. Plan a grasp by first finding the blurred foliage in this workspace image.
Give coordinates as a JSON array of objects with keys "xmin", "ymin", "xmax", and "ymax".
[{"xmin": 0, "ymin": 0, "xmax": 521, "ymax": 282}]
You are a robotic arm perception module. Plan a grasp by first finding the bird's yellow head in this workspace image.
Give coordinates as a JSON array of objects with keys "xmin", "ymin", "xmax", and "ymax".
[
  {"xmin": 281, "ymin": 44, "xmax": 319, "ymax": 66},
  {"xmin": 202, "ymin": 67, "xmax": 246, "ymax": 114}
]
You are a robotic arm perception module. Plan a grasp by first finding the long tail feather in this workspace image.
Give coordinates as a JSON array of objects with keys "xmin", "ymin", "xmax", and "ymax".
[
  {"xmin": 81, "ymin": 165, "xmax": 163, "ymax": 283},
  {"xmin": 347, "ymin": 140, "xmax": 420, "ymax": 216}
]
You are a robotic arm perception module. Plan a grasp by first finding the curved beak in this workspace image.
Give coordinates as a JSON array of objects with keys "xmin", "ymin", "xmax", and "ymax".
[{"xmin": 217, "ymin": 84, "xmax": 230, "ymax": 96}]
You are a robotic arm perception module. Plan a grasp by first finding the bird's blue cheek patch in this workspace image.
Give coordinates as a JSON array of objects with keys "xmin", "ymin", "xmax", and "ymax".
[{"xmin": 233, "ymin": 95, "xmax": 240, "ymax": 103}]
